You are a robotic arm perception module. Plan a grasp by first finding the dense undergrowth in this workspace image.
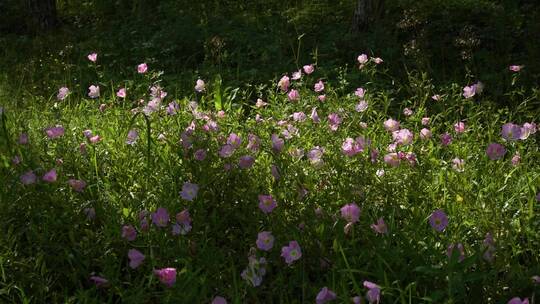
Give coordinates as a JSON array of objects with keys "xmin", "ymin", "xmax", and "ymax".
[{"xmin": 0, "ymin": 52, "xmax": 539, "ymax": 303}]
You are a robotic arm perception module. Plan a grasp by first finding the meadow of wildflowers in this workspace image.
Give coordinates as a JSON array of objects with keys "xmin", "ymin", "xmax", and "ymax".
[{"xmin": 0, "ymin": 53, "xmax": 539, "ymax": 304}]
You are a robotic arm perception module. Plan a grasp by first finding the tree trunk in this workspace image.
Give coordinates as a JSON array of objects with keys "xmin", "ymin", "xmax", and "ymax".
[
  {"xmin": 352, "ymin": 0, "xmax": 385, "ymax": 33},
  {"xmin": 27, "ymin": 0, "xmax": 58, "ymax": 32}
]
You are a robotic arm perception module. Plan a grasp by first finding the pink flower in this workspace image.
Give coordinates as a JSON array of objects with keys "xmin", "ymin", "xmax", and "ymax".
[
  {"xmin": 452, "ymin": 158, "xmax": 465, "ymax": 172},
  {"xmin": 227, "ymin": 133, "xmax": 242, "ymax": 148},
  {"xmin": 89, "ymin": 135, "xmax": 101, "ymax": 144},
  {"xmin": 383, "ymin": 119, "xmax": 400, "ymax": 132},
  {"xmin": 447, "ymin": 243, "xmax": 465, "ymax": 262},
  {"xmin": 18, "ymin": 133, "xmax": 29, "ymax": 145},
  {"xmin": 355, "ymin": 87, "xmax": 366, "ymax": 98},
  {"xmin": 420, "ymin": 128, "xmax": 432, "ymax": 140},
  {"xmin": 88, "ymin": 85, "xmax": 100, "ymax": 98},
  {"xmin": 311, "ymin": 108, "xmax": 320, "ymax": 123},
  {"xmin": 116, "ymin": 88, "xmax": 126, "ymax": 98},
  {"xmin": 122, "ymin": 225, "xmax": 137, "ymax": 241},
  {"xmin": 454, "ymin": 121, "xmax": 466, "ymax": 133},
  {"xmin": 432, "ymin": 94, "xmax": 441, "ymax": 101},
  {"xmin": 314, "ymin": 80, "xmax": 324, "ymax": 92},
  {"xmin": 128, "ymin": 249, "xmax": 145, "ymax": 269},
  {"xmin": 403, "ymin": 108, "xmax": 413, "ymax": 116},
  {"xmin": 421, "ymin": 117, "xmax": 430, "ymax": 126},
  {"xmin": 57, "ymin": 87, "xmax": 69, "ymax": 100},
  {"xmin": 429, "ymin": 209, "xmax": 448, "ymax": 232},
  {"xmin": 281, "ymin": 241, "xmax": 302, "ymax": 265},
  {"xmin": 364, "ymin": 281, "xmax": 381, "ymax": 304},
  {"xmin": 154, "ymin": 268, "xmax": 176, "ymax": 287},
  {"xmin": 318, "ymin": 94, "xmax": 326, "ymax": 102},
  {"xmin": 328, "ymin": 113, "xmax": 342, "ymax": 131},
  {"xmin": 316, "ymin": 287, "xmax": 337, "ymax": 304},
  {"xmin": 383, "ymin": 153, "xmax": 400, "ymax": 167},
  {"xmin": 341, "ymin": 203, "xmax": 360, "ymax": 223},
  {"xmin": 462, "ymin": 85, "xmax": 476, "ymax": 99},
  {"xmin": 212, "ymin": 296, "xmax": 228, "ymax": 304},
  {"xmin": 42, "ymin": 169, "xmax": 57, "ymax": 183},
  {"xmin": 511, "ymin": 152, "xmax": 520, "ymax": 166},
  {"xmin": 87, "ymin": 53, "xmax": 97, "ymax": 62},
  {"xmin": 239, "ymin": 155, "xmax": 255, "ymax": 169},
  {"xmin": 357, "ymin": 54, "xmax": 368, "ymax": 65},
  {"xmin": 20, "ymin": 171, "xmax": 37, "ymax": 185},
  {"xmin": 501, "ymin": 123, "xmax": 522, "ymax": 141},
  {"xmin": 356, "ymin": 100, "xmax": 368, "ymax": 112},
  {"xmin": 246, "ymin": 134, "xmax": 261, "ymax": 152},
  {"xmin": 194, "ymin": 149, "xmax": 207, "ymax": 161},
  {"xmin": 292, "ymin": 70, "xmax": 302, "ymax": 80},
  {"xmin": 392, "ymin": 129, "xmax": 413, "ymax": 145},
  {"xmin": 180, "ymin": 182, "xmax": 199, "ymax": 201},
  {"xmin": 372, "ymin": 57, "xmax": 383, "ymax": 64},
  {"xmin": 520, "ymin": 122, "xmax": 537, "ymax": 140},
  {"xmin": 46, "ymin": 125, "xmax": 65, "ymax": 139},
  {"xmin": 195, "ymin": 79, "xmax": 205, "ymax": 92},
  {"xmin": 219, "ymin": 144, "xmax": 235, "ymax": 158},
  {"xmin": 370, "ymin": 218, "xmax": 388, "ymax": 234},
  {"xmin": 256, "ymin": 231, "xmax": 274, "ymax": 251},
  {"xmin": 509, "ymin": 65, "xmax": 524, "ymax": 72},
  {"xmin": 137, "ymin": 63, "xmax": 148, "ymax": 74},
  {"xmin": 278, "ymin": 75, "xmax": 290, "ymax": 92},
  {"xmin": 255, "ymin": 98, "xmax": 267, "ymax": 108},
  {"xmin": 303, "ymin": 64, "xmax": 315, "ymax": 75},
  {"xmin": 126, "ymin": 129, "xmax": 138, "ymax": 145},
  {"xmin": 271, "ymin": 134, "xmax": 284, "ymax": 153},
  {"xmin": 89, "ymin": 275, "xmax": 108, "ymax": 287},
  {"xmin": 152, "ymin": 207, "xmax": 169, "ymax": 227},
  {"xmin": 258, "ymin": 194, "xmax": 277, "ymax": 214},
  {"xmin": 288, "ymin": 89, "xmax": 300, "ymax": 101},
  {"xmin": 440, "ymin": 132, "xmax": 452, "ymax": 146},
  {"xmin": 507, "ymin": 298, "xmax": 529, "ymax": 304},
  {"xmin": 68, "ymin": 179, "xmax": 86, "ymax": 192},
  {"xmin": 307, "ymin": 146, "xmax": 324, "ymax": 167},
  {"xmin": 486, "ymin": 143, "xmax": 506, "ymax": 160}
]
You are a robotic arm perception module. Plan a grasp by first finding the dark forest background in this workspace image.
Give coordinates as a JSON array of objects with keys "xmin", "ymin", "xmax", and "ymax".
[{"xmin": 1, "ymin": 0, "xmax": 539, "ymax": 103}]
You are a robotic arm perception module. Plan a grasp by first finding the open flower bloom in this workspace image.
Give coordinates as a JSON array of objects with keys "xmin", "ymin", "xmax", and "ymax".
[
  {"xmin": 152, "ymin": 207, "xmax": 169, "ymax": 227},
  {"xmin": 180, "ymin": 182, "xmax": 199, "ymax": 201},
  {"xmin": 281, "ymin": 241, "xmax": 302, "ymax": 265},
  {"xmin": 429, "ymin": 209, "xmax": 448, "ymax": 232},
  {"xmin": 340, "ymin": 203, "xmax": 360, "ymax": 223},
  {"xmin": 88, "ymin": 85, "xmax": 100, "ymax": 98},
  {"xmin": 258, "ymin": 194, "xmax": 277, "ymax": 214},
  {"xmin": 57, "ymin": 87, "xmax": 69, "ymax": 100},
  {"xmin": 256, "ymin": 231, "xmax": 275, "ymax": 251},
  {"xmin": 137, "ymin": 63, "xmax": 148, "ymax": 74},
  {"xmin": 128, "ymin": 249, "xmax": 145, "ymax": 269},
  {"xmin": 370, "ymin": 218, "xmax": 388, "ymax": 235},
  {"xmin": 154, "ymin": 268, "xmax": 176, "ymax": 287}
]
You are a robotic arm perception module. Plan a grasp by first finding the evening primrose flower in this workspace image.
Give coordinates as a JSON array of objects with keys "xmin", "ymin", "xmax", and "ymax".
[
  {"xmin": 314, "ymin": 80, "xmax": 324, "ymax": 92},
  {"xmin": 340, "ymin": 203, "xmax": 360, "ymax": 223},
  {"xmin": 303, "ymin": 64, "xmax": 315, "ymax": 74},
  {"xmin": 154, "ymin": 268, "xmax": 176, "ymax": 287},
  {"xmin": 316, "ymin": 287, "xmax": 337, "ymax": 304},
  {"xmin": 486, "ymin": 143, "xmax": 506, "ymax": 160},
  {"xmin": 128, "ymin": 249, "xmax": 145, "ymax": 269},
  {"xmin": 121, "ymin": 225, "xmax": 137, "ymax": 241},
  {"xmin": 281, "ymin": 241, "xmax": 302, "ymax": 265},
  {"xmin": 429, "ymin": 209, "xmax": 448, "ymax": 232},
  {"xmin": 42, "ymin": 169, "xmax": 57, "ymax": 183},
  {"xmin": 256, "ymin": 231, "xmax": 274, "ymax": 251},
  {"xmin": 180, "ymin": 182, "xmax": 199, "ymax": 201},
  {"xmin": 152, "ymin": 207, "xmax": 169, "ymax": 227},
  {"xmin": 258, "ymin": 194, "xmax": 277, "ymax": 214}
]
